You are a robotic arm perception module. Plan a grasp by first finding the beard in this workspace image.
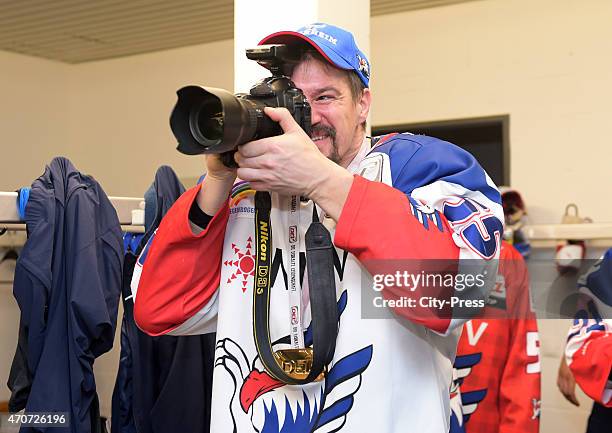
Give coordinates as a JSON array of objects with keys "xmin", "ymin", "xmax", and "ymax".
[{"xmin": 310, "ymin": 124, "xmax": 341, "ymax": 164}]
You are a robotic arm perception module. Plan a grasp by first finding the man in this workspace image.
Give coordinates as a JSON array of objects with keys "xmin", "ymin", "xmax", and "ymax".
[
  {"xmin": 134, "ymin": 23, "xmax": 503, "ymax": 433},
  {"xmin": 451, "ymin": 241, "xmax": 541, "ymax": 433},
  {"xmin": 564, "ymin": 249, "xmax": 612, "ymax": 432}
]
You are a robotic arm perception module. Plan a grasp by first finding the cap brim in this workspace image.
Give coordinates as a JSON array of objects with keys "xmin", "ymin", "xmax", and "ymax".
[{"xmin": 258, "ymin": 31, "xmax": 354, "ymax": 71}]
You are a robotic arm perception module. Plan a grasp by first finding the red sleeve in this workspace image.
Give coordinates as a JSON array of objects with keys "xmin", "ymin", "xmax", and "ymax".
[
  {"xmin": 569, "ymin": 330, "xmax": 612, "ymax": 407},
  {"xmin": 334, "ymin": 175, "xmax": 460, "ymax": 333},
  {"xmin": 498, "ymin": 245, "xmax": 541, "ymax": 433},
  {"xmin": 335, "ymin": 175, "xmax": 460, "ymax": 261},
  {"xmin": 134, "ymin": 184, "xmax": 230, "ymax": 336}
]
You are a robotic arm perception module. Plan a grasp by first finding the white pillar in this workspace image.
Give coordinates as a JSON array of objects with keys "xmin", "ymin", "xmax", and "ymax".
[{"xmin": 234, "ymin": 0, "xmax": 370, "ymax": 94}]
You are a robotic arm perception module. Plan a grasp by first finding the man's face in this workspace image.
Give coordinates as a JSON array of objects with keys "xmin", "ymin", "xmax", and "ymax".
[{"xmin": 290, "ymin": 58, "xmax": 371, "ymax": 167}]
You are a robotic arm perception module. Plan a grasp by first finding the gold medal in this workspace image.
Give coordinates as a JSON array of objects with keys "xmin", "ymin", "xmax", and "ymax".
[{"xmin": 274, "ymin": 348, "xmax": 325, "ymax": 382}]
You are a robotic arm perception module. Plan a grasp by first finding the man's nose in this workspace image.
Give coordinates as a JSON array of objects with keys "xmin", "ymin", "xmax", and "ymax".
[{"xmin": 309, "ymin": 103, "xmax": 322, "ymax": 127}]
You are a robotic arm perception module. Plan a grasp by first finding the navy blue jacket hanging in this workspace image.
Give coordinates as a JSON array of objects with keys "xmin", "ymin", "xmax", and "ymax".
[
  {"xmin": 111, "ymin": 166, "xmax": 215, "ymax": 433},
  {"xmin": 8, "ymin": 157, "xmax": 123, "ymax": 433}
]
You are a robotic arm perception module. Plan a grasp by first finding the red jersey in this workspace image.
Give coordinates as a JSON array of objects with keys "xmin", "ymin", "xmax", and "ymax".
[{"xmin": 453, "ymin": 242, "xmax": 541, "ymax": 433}]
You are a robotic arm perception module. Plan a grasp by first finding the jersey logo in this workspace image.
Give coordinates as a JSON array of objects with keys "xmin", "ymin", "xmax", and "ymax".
[
  {"xmin": 357, "ymin": 152, "xmax": 391, "ymax": 184},
  {"xmin": 224, "ymin": 236, "xmax": 255, "ymax": 293},
  {"xmin": 443, "ymin": 197, "xmax": 502, "ymax": 260},
  {"xmin": 568, "ymin": 300, "xmax": 606, "ymax": 341},
  {"xmin": 486, "ymin": 275, "xmax": 507, "ymax": 310},
  {"xmin": 408, "ymin": 196, "xmax": 445, "ymax": 233},
  {"xmin": 215, "ymin": 290, "xmax": 373, "ymax": 433}
]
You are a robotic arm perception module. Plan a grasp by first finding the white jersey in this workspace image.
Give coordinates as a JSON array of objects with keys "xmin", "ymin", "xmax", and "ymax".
[{"xmin": 133, "ymin": 133, "xmax": 504, "ymax": 433}]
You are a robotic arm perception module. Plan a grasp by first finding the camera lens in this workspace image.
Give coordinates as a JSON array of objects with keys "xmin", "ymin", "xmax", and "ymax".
[
  {"xmin": 172, "ymin": 85, "xmax": 258, "ymax": 156},
  {"xmin": 170, "ymin": 78, "xmax": 307, "ymax": 158},
  {"xmin": 189, "ymin": 99, "xmax": 223, "ymax": 145}
]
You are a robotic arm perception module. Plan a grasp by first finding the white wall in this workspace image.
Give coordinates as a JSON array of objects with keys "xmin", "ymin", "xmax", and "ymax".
[
  {"xmin": 65, "ymin": 39, "xmax": 234, "ymax": 196},
  {"xmin": 1, "ymin": 39, "xmax": 233, "ymax": 196},
  {"xmin": 0, "ymin": 50, "xmax": 71, "ymax": 188},
  {"xmin": 370, "ymin": 0, "xmax": 612, "ymax": 224}
]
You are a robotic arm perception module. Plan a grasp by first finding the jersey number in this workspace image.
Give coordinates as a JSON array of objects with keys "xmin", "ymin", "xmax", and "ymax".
[
  {"xmin": 443, "ymin": 198, "xmax": 503, "ymax": 260},
  {"xmin": 526, "ymin": 332, "xmax": 541, "ymax": 374}
]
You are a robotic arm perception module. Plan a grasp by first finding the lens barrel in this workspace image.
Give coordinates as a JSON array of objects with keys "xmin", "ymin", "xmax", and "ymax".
[
  {"xmin": 170, "ymin": 86, "xmax": 259, "ymax": 155},
  {"xmin": 170, "ymin": 77, "xmax": 311, "ymax": 160}
]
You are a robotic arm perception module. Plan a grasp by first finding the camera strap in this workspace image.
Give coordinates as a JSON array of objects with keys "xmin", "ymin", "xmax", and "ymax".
[
  {"xmin": 287, "ymin": 195, "xmax": 305, "ymax": 350},
  {"xmin": 253, "ymin": 191, "xmax": 338, "ymax": 384}
]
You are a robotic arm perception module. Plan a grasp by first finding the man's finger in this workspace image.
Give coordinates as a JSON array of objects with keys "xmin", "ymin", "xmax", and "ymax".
[
  {"xmin": 237, "ymin": 139, "xmax": 271, "ymax": 158},
  {"xmin": 264, "ymin": 107, "xmax": 301, "ymax": 133},
  {"xmin": 562, "ymin": 389, "xmax": 580, "ymax": 407},
  {"xmin": 237, "ymin": 167, "xmax": 265, "ymax": 183},
  {"xmin": 558, "ymin": 380, "xmax": 580, "ymax": 406},
  {"xmin": 567, "ymin": 392, "xmax": 580, "ymax": 407},
  {"xmin": 235, "ymin": 154, "xmax": 274, "ymax": 170},
  {"xmin": 238, "ymin": 132, "xmax": 295, "ymax": 158}
]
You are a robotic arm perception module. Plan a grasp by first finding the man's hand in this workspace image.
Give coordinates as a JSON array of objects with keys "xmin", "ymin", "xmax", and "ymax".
[
  {"xmin": 235, "ymin": 107, "xmax": 353, "ymax": 221},
  {"xmin": 195, "ymin": 154, "xmax": 237, "ymax": 217},
  {"xmin": 235, "ymin": 107, "xmax": 332, "ymax": 197},
  {"xmin": 557, "ymin": 355, "xmax": 580, "ymax": 406},
  {"xmin": 206, "ymin": 153, "xmax": 238, "ymax": 183}
]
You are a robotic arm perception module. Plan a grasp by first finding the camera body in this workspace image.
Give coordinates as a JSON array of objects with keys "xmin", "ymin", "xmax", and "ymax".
[{"xmin": 170, "ymin": 45, "xmax": 311, "ymax": 167}]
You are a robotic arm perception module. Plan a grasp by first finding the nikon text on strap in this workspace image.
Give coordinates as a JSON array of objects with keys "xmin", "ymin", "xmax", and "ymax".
[{"xmin": 253, "ymin": 191, "xmax": 338, "ymax": 384}]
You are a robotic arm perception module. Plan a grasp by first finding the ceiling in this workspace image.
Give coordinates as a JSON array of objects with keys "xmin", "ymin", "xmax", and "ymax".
[{"xmin": 0, "ymin": 0, "xmax": 478, "ymax": 64}]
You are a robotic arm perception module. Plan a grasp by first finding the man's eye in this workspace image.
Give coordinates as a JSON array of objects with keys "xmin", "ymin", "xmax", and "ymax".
[{"xmin": 316, "ymin": 95, "xmax": 333, "ymax": 101}]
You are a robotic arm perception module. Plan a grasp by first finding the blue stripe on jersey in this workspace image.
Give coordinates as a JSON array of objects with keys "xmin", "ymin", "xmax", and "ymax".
[
  {"xmin": 372, "ymin": 134, "xmax": 501, "ymax": 205},
  {"xmin": 454, "ymin": 352, "xmax": 482, "ymax": 370}
]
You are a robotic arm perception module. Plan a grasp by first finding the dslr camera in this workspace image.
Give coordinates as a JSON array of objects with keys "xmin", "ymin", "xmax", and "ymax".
[{"xmin": 170, "ymin": 45, "xmax": 312, "ymax": 167}]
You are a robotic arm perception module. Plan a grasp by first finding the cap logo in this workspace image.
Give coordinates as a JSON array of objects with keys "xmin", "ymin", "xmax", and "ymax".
[
  {"xmin": 357, "ymin": 54, "xmax": 370, "ymax": 78},
  {"xmin": 301, "ymin": 27, "xmax": 337, "ymax": 45}
]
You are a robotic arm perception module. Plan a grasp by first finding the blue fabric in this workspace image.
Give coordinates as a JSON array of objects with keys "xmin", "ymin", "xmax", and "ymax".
[
  {"xmin": 143, "ymin": 184, "xmax": 156, "ymax": 232},
  {"xmin": 9, "ymin": 157, "xmax": 123, "ymax": 433},
  {"xmin": 579, "ymin": 248, "xmax": 612, "ymax": 307},
  {"xmin": 17, "ymin": 187, "xmax": 31, "ymax": 220},
  {"xmin": 111, "ymin": 254, "xmax": 139, "ymax": 433},
  {"xmin": 587, "ymin": 402, "xmax": 612, "ymax": 433},
  {"xmin": 371, "ymin": 133, "xmax": 504, "ymax": 259},
  {"xmin": 123, "ymin": 233, "xmax": 144, "ymax": 256},
  {"xmin": 112, "ymin": 166, "xmax": 216, "ymax": 433},
  {"xmin": 372, "ymin": 133, "xmax": 501, "ymax": 205}
]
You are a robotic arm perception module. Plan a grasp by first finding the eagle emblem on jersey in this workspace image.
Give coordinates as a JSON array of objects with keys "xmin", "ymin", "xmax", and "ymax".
[{"xmin": 215, "ymin": 290, "xmax": 373, "ymax": 432}]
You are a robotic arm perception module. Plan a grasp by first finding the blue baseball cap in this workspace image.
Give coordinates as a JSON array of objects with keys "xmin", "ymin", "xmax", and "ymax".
[{"xmin": 259, "ymin": 22, "xmax": 370, "ymax": 87}]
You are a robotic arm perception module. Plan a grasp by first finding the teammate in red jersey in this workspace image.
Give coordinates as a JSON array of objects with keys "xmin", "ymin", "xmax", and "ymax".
[{"xmin": 452, "ymin": 241, "xmax": 541, "ymax": 433}]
